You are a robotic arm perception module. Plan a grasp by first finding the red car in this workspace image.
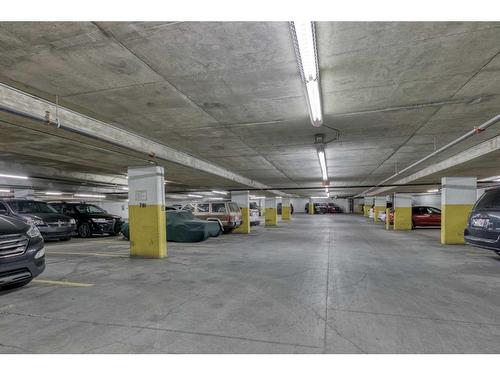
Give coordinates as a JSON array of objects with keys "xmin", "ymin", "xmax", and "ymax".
[{"xmin": 388, "ymin": 206, "xmax": 441, "ymax": 228}]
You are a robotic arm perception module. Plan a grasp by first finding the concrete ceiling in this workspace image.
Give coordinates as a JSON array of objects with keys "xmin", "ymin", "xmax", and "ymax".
[{"xmin": 0, "ymin": 22, "xmax": 500, "ymax": 197}]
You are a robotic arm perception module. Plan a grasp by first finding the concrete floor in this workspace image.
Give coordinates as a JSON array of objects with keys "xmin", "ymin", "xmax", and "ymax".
[{"xmin": 1, "ymin": 214, "xmax": 500, "ymax": 353}]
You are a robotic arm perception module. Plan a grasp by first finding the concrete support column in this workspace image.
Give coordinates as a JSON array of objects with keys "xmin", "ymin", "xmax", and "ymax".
[
  {"xmin": 441, "ymin": 177, "xmax": 477, "ymax": 245},
  {"xmin": 385, "ymin": 208, "xmax": 391, "ymax": 230},
  {"xmin": 265, "ymin": 197, "xmax": 278, "ymax": 226},
  {"xmin": 281, "ymin": 198, "xmax": 291, "ymax": 220},
  {"xmin": 232, "ymin": 191, "xmax": 250, "ymax": 234},
  {"xmin": 363, "ymin": 197, "xmax": 373, "ymax": 217},
  {"xmin": 393, "ymin": 193, "xmax": 412, "ymax": 230},
  {"xmin": 308, "ymin": 198, "xmax": 314, "ymax": 215},
  {"xmin": 373, "ymin": 196, "xmax": 386, "ymax": 224},
  {"xmin": 128, "ymin": 166, "xmax": 167, "ymax": 258}
]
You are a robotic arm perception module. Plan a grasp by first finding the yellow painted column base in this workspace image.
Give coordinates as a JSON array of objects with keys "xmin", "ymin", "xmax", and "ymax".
[
  {"xmin": 265, "ymin": 207, "xmax": 278, "ymax": 226},
  {"xmin": 394, "ymin": 207, "xmax": 412, "ymax": 230},
  {"xmin": 282, "ymin": 206, "xmax": 291, "ymax": 220},
  {"xmin": 308, "ymin": 203, "xmax": 314, "ymax": 215},
  {"xmin": 363, "ymin": 206, "xmax": 369, "ymax": 217},
  {"xmin": 374, "ymin": 206, "xmax": 384, "ymax": 224},
  {"xmin": 385, "ymin": 208, "xmax": 391, "ymax": 230},
  {"xmin": 129, "ymin": 204, "xmax": 167, "ymax": 258},
  {"xmin": 441, "ymin": 204, "xmax": 473, "ymax": 244},
  {"xmin": 233, "ymin": 207, "xmax": 250, "ymax": 234}
]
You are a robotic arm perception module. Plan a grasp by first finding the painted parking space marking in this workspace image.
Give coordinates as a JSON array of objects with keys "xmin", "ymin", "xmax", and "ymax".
[
  {"xmin": 46, "ymin": 251, "xmax": 129, "ymax": 258},
  {"xmin": 32, "ymin": 279, "xmax": 94, "ymax": 287}
]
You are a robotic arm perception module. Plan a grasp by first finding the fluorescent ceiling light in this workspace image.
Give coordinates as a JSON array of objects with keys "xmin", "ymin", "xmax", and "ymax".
[
  {"xmin": 427, "ymin": 189, "xmax": 439, "ymax": 193},
  {"xmin": 45, "ymin": 192, "xmax": 63, "ymax": 195},
  {"xmin": 290, "ymin": 21, "xmax": 322, "ymax": 127},
  {"xmin": 75, "ymin": 193, "xmax": 106, "ymax": 198},
  {"xmin": 120, "ymin": 186, "xmax": 129, "ymax": 191},
  {"xmin": 209, "ymin": 197, "xmax": 224, "ymax": 200},
  {"xmin": 187, "ymin": 194, "xmax": 203, "ymax": 198},
  {"xmin": 0, "ymin": 173, "xmax": 28, "ymax": 180},
  {"xmin": 325, "ymin": 187, "xmax": 329, "ymax": 193},
  {"xmin": 310, "ymin": 196, "xmax": 326, "ymax": 199},
  {"xmin": 0, "ymin": 189, "xmax": 11, "ymax": 193},
  {"xmin": 250, "ymin": 196, "xmax": 265, "ymax": 199},
  {"xmin": 317, "ymin": 148, "xmax": 329, "ymax": 182},
  {"xmin": 479, "ymin": 175, "xmax": 500, "ymax": 182},
  {"xmin": 212, "ymin": 190, "xmax": 228, "ymax": 195}
]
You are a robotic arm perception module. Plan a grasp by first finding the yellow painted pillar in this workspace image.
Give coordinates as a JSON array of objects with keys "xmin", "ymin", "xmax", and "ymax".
[
  {"xmin": 128, "ymin": 166, "xmax": 167, "ymax": 258},
  {"xmin": 232, "ymin": 191, "xmax": 250, "ymax": 234},
  {"xmin": 308, "ymin": 198, "xmax": 314, "ymax": 215},
  {"xmin": 282, "ymin": 198, "xmax": 291, "ymax": 220},
  {"xmin": 393, "ymin": 193, "xmax": 412, "ymax": 230},
  {"xmin": 441, "ymin": 177, "xmax": 476, "ymax": 244},
  {"xmin": 265, "ymin": 197, "xmax": 278, "ymax": 226},
  {"xmin": 363, "ymin": 197, "xmax": 373, "ymax": 217},
  {"xmin": 373, "ymin": 196, "xmax": 386, "ymax": 224},
  {"xmin": 385, "ymin": 208, "xmax": 391, "ymax": 230}
]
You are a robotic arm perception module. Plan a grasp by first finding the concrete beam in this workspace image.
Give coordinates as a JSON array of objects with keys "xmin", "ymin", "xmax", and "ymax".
[
  {"xmin": 368, "ymin": 133, "xmax": 500, "ymax": 196},
  {"xmin": 0, "ymin": 83, "xmax": 286, "ymax": 194}
]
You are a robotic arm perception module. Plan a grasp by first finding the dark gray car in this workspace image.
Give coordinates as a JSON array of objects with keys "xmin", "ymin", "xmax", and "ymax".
[
  {"xmin": 0, "ymin": 214, "xmax": 45, "ymax": 289},
  {"xmin": 464, "ymin": 187, "xmax": 500, "ymax": 255},
  {"xmin": 0, "ymin": 199, "xmax": 76, "ymax": 241}
]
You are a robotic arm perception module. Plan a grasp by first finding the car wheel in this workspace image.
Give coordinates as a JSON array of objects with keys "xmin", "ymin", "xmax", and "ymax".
[
  {"xmin": 78, "ymin": 223, "xmax": 92, "ymax": 238},
  {"xmin": 223, "ymin": 228, "xmax": 233, "ymax": 234},
  {"xmin": 59, "ymin": 237, "xmax": 72, "ymax": 241},
  {"xmin": 0, "ymin": 278, "xmax": 33, "ymax": 290}
]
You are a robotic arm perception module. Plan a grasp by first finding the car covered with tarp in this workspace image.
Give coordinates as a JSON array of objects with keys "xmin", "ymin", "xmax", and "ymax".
[{"xmin": 121, "ymin": 210, "xmax": 222, "ymax": 242}]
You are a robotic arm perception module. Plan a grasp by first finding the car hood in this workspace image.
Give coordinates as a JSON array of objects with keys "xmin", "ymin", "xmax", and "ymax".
[
  {"xmin": 85, "ymin": 213, "xmax": 120, "ymax": 220},
  {"xmin": 18, "ymin": 212, "xmax": 73, "ymax": 222},
  {"xmin": 0, "ymin": 214, "xmax": 29, "ymax": 234}
]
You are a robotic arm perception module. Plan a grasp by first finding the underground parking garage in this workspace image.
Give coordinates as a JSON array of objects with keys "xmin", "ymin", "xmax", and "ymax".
[{"xmin": 2, "ymin": 9, "xmax": 500, "ymax": 363}]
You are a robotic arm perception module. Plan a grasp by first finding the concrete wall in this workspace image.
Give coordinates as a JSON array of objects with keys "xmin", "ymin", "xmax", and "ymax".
[
  {"xmin": 89, "ymin": 200, "xmax": 129, "ymax": 220},
  {"xmin": 411, "ymin": 193, "xmax": 441, "ymax": 209}
]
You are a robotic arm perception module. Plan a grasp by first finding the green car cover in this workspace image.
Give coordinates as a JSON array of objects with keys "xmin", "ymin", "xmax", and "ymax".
[{"xmin": 121, "ymin": 210, "xmax": 222, "ymax": 242}]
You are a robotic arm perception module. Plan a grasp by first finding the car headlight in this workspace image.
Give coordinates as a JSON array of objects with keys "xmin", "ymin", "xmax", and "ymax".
[
  {"xmin": 22, "ymin": 216, "xmax": 45, "ymax": 226},
  {"xmin": 34, "ymin": 248, "xmax": 45, "ymax": 259},
  {"xmin": 69, "ymin": 218, "xmax": 76, "ymax": 224},
  {"xmin": 26, "ymin": 224, "xmax": 41, "ymax": 238}
]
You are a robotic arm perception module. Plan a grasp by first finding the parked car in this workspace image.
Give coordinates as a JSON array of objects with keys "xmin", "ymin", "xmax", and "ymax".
[
  {"xmin": 181, "ymin": 201, "xmax": 242, "ymax": 233},
  {"xmin": 326, "ymin": 203, "xmax": 342, "ymax": 213},
  {"xmin": 387, "ymin": 206, "xmax": 441, "ymax": 228},
  {"xmin": 464, "ymin": 187, "xmax": 500, "ymax": 255},
  {"xmin": 0, "ymin": 198, "xmax": 76, "ymax": 241},
  {"xmin": 49, "ymin": 202, "xmax": 123, "ymax": 238},
  {"xmin": 0, "ymin": 214, "xmax": 45, "ymax": 289},
  {"xmin": 305, "ymin": 203, "xmax": 328, "ymax": 214},
  {"xmin": 121, "ymin": 210, "xmax": 222, "ymax": 242}
]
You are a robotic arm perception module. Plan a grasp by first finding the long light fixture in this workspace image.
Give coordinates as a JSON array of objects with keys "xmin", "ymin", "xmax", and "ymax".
[
  {"xmin": 0, "ymin": 173, "xmax": 28, "ymax": 180},
  {"xmin": 187, "ymin": 194, "xmax": 203, "ymax": 198},
  {"xmin": 75, "ymin": 193, "xmax": 106, "ymax": 198},
  {"xmin": 45, "ymin": 192, "xmax": 63, "ymax": 196},
  {"xmin": 212, "ymin": 190, "xmax": 228, "ymax": 195},
  {"xmin": 0, "ymin": 189, "xmax": 11, "ymax": 193},
  {"xmin": 317, "ymin": 146, "xmax": 328, "ymax": 182},
  {"xmin": 290, "ymin": 21, "xmax": 322, "ymax": 127}
]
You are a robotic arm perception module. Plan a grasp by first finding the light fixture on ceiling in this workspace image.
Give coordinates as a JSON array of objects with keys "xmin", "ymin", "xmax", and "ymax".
[
  {"xmin": 250, "ymin": 196, "xmax": 265, "ymax": 200},
  {"xmin": 208, "ymin": 197, "xmax": 224, "ymax": 201},
  {"xmin": 45, "ymin": 192, "xmax": 63, "ymax": 196},
  {"xmin": 427, "ymin": 189, "xmax": 439, "ymax": 193},
  {"xmin": 187, "ymin": 194, "xmax": 203, "ymax": 198},
  {"xmin": 0, "ymin": 189, "xmax": 11, "ymax": 193},
  {"xmin": 290, "ymin": 21, "xmax": 322, "ymax": 127},
  {"xmin": 0, "ymin": 173, "xmax": 28, "ymax": 180},
  {"xmin": 75, "ymin": 193, "xmax": 106, "ymax": 198},
  {"xmin": 212, "ymin": 190, "xmax": 228, "ymax": 195},
  {"xmin": 315, "ymin": 134, "xmax": 329, "ymax": 183},
  {"xmin": 310, "ymin": 196, "xmax": 326, "ymax": 199},
  {"xmin": 478, "ymin": 175, "xmax": 500, "ymax": 182}
]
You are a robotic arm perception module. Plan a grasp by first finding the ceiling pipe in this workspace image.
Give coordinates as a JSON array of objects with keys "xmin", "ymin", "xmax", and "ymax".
[{"xmin": 357, "ymin": 113, "xmax": 500, "ymax": 197}]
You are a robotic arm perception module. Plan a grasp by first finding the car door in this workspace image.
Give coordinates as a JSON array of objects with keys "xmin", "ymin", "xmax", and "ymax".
[
  {"xmin": 412, "ymin": 207, "xmax": 428, "ymax": 226},
  {"xmin": 426, "ymin": 207, "xmax": 441, "ymax": 226}
]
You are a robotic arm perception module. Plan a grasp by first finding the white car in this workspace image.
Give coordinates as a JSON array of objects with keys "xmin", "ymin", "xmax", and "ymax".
[
  {"xmin": 250, "ymin": 208, "xmax": 260, "ymax": 226},
  {"xmin": 378, "ymin": 211, "xmax": 386, "ymax": 222}
]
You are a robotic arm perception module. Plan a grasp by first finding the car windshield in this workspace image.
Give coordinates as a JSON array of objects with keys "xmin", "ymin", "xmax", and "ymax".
[
  {"xmin": 75, "ymin": 204, "xmax": 107, "ymax": 214},
  {"xmin": 475, "ymin": 189, "xmax": 500, "ymax": 210},
  {"xmin": 228, "ymin": 203, "xmax": 240, "ymax": 213},
  {"xmin": 9, "ymin": 200, "xmax": 58, "ymax": 214}
]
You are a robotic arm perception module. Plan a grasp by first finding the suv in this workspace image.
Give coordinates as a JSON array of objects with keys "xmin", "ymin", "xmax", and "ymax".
[
  {"xmin": 181, "ymin": 201, "xmax": 242, "ymax": 233},
  {"xmin": 49, "ymin": 202, "xmax": 123, "ymax": 238},
  {"xmin": 0, "ymin": 214, "xmax": 45, "ymax": 289},
  {"xmin": 0, "ymin": 199, "xmax": 76, "ymax": 241},
  {"xmin": 464, "ymin": 187, "xmax": 500, "ymax": 255}
]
